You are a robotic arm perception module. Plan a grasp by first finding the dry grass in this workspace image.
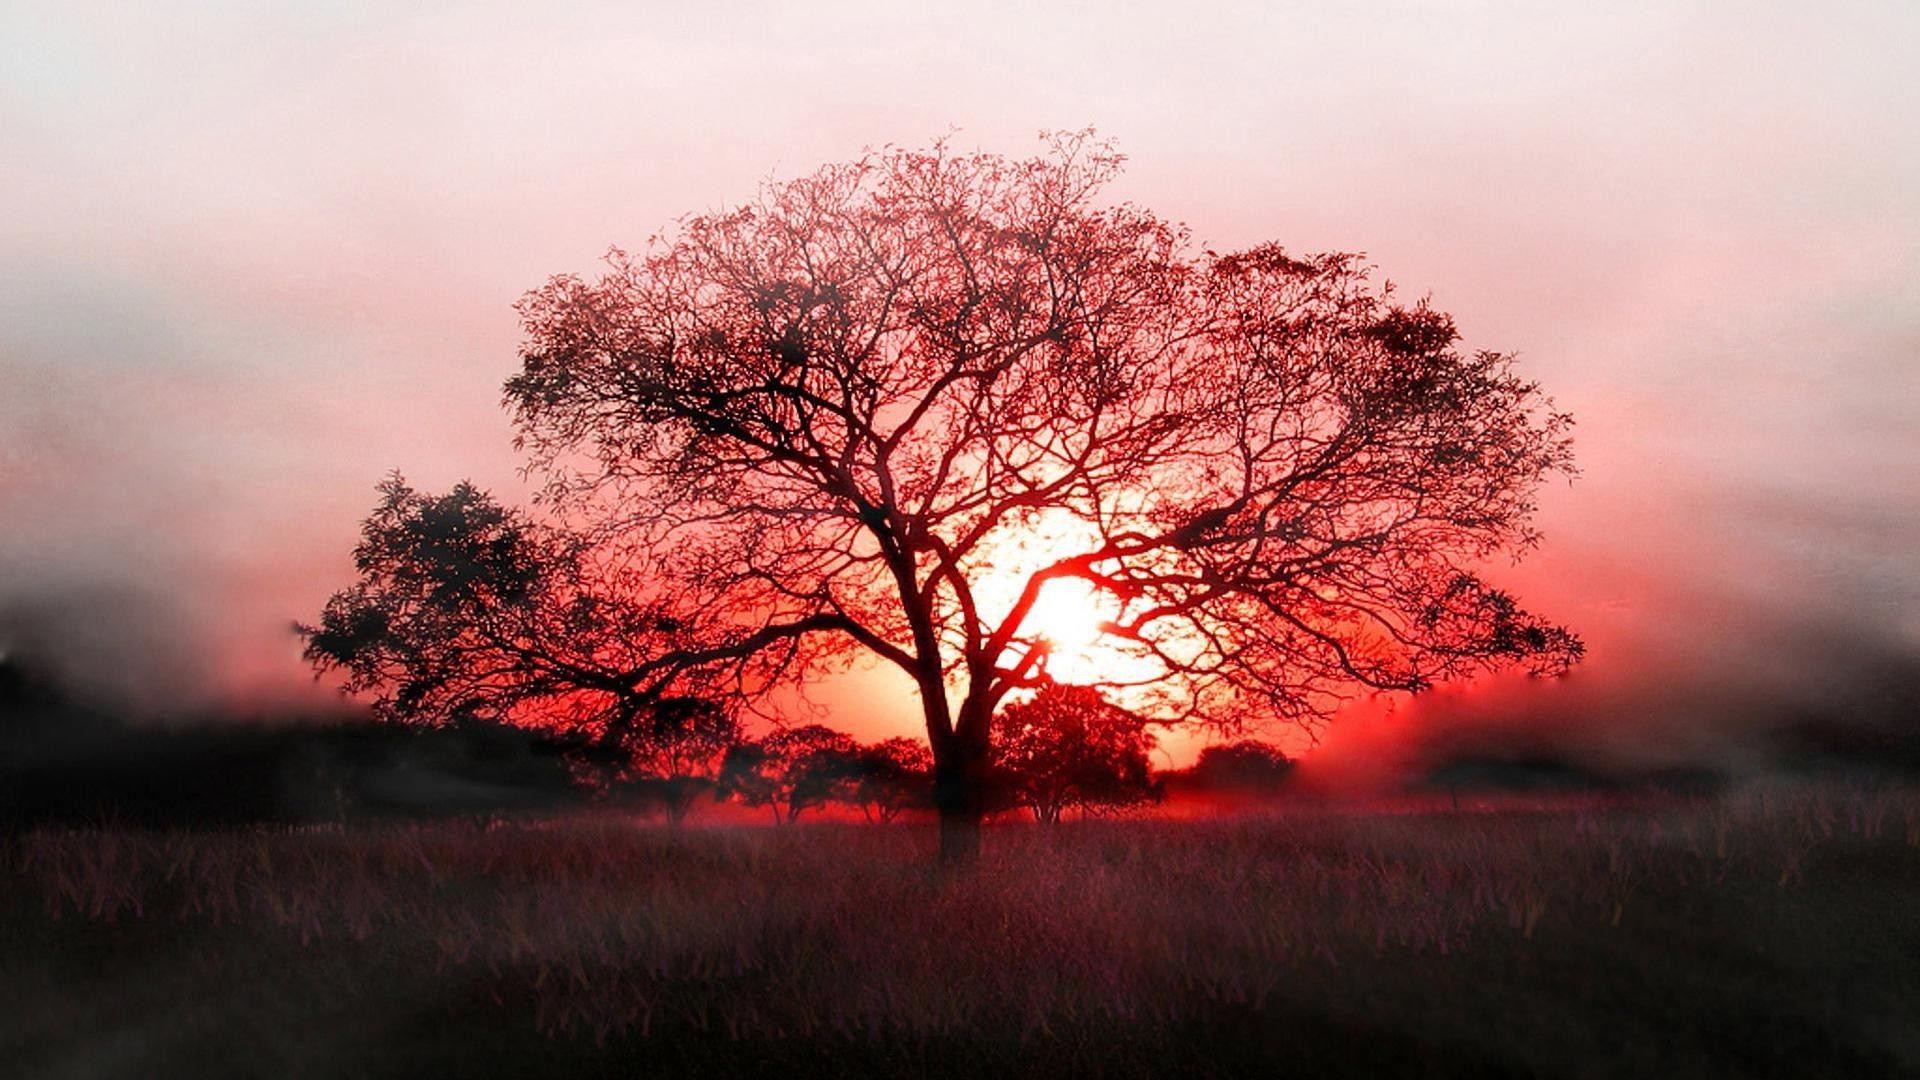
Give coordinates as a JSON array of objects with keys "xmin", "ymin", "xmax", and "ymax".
[{"xmin": 6, "ymin": 781, "xmax": 1920, "ymax": 1077}]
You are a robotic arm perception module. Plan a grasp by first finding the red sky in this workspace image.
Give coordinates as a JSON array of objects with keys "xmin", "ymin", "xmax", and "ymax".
[{"xmin": 2, "ymin": 3, "xmax": 1916, "ymax": 770}]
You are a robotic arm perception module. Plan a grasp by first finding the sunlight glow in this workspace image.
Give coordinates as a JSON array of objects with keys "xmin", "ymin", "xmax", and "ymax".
[
  {"xmin": 970, "ymin": 506, "xmax": 1150, "ymax": 687},
  {"xmin": 1025, "ymin": 576, "xmax": 1107, "ymax": 652}
]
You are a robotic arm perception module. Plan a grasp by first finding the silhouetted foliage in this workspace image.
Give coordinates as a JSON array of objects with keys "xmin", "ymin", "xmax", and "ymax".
[
  {"xmin": 561, "ymin": 696, "xmax": 742, "ymax": 825},
  {"xmin": 1187, "ymin": 740, "xmax": 1297, "ymax": 792},
  {"xmin": 315, "ymin": 132, "xmax": 1581, "ymax": 860},
  {"xmin": 627, "ymin": 696, "xmax": 742, "ymax": 824},
  {"xmin": 994, "ymin": 684, "xmax": 1159, "ymax": 823},
  {"xmin": 300, "ymin": 477, "xmax": 761, "ymax": 816},
  {"xmin": 303, "ymin": 476, "xmax": 696, "ymax": 723},
  {"xmin": 720, "ymin": 724, "xmax": 863, "ymax": 823},
  {"xmin": 850, "ymin": 736, "xmax": 935, "ymax": 822}
]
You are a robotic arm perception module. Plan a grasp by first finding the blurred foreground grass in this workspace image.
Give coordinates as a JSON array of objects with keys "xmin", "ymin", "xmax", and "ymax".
[{"xmin": 5, "ymin": 783, "xmax": 1919, "ymax": 1078}]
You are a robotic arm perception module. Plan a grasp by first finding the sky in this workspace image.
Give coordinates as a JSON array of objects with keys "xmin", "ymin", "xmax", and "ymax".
[{"xmin": 2, "ymin": 2, "xmax": 1916, "ymax": 774}]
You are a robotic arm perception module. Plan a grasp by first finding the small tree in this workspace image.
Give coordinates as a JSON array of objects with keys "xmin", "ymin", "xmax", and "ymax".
[
  {"xmin": 716, "ymin": 740, "xmax": 782, "ymax": 823},
  {"xmin": 608, "ymin": 696, "xmax": 741, "ymax": 825},
  {"xmin": 994, "ymin": 684, "xmax": 1159, "ymax": 823},
  {"xmin": 719, "ymin": 724, "xmax": 862, "ymax": 824},
  {"xmin": 1189, "ymin": 740, "xmax": 1296, "ymax": 792},
  {"xmin": 851, "ymin": 737, "xmax": 934, "ymax": 823}
]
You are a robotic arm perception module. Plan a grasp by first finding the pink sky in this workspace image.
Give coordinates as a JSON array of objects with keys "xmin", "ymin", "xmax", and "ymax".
[{"xmin": 3, "ymin": 3, "xmax": 1916, "ymax": 767}]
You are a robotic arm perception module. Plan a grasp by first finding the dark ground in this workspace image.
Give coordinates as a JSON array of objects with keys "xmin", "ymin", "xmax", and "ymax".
[{"xmin": 5, "ymin": 789, "xmax": 1918, "ymax": 1079}]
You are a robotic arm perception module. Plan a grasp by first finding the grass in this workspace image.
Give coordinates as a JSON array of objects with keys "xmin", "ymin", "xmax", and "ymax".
[{"xmin": 5, "ymin": 782, "xmax": 1920, "ymax": 1078}]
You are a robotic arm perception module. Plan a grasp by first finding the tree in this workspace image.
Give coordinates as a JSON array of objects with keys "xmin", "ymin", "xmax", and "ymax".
[
  {"xmin": 499, "ymin": 131, "xmax": 1580, "ymax": 860},
  {"xmin": 994, "ymin": 684, "xmax": 1159, "ymax": 823},
  {"xmin": 299, "ymin": 476, "xmax": 754, "ymax": 823},
  {"xmin": 850, "ymin": 736, "xmax": 934, "ymax": 823},
  {"xmin": 719, "ymin": 724, "xmax": 862, "ymax": 824},
  {"xmin": 1188, "ymin": 740, "xmax": 1296, "ymax": 792},
  {"xmin": 581, "ymin": 695, "xmax": 742, "ymax": 825},
  {"xmin": 312, "ymin": 131, "xmax": 1580, "ymax": 862}
]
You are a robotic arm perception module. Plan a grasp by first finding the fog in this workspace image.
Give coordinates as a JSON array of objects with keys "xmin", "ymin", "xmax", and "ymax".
[{"xmin": 3, "ymin": 2, "xmax": 1916, "ymax": 774}]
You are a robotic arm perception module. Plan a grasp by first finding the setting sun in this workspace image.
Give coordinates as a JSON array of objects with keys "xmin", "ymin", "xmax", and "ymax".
[
  {"xmin": 1024, "ymin": 576, "xmax": 1106, "ymax": 651},
  {"xmin": 971, "ymin": 506, "xmax": 1112, "ymax": 648},
  {"xmin": 969, "ymin": 507, "xmax": 1156, "ymax": 687}
]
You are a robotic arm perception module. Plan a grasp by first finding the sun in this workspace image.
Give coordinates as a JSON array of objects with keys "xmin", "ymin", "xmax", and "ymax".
[
  {"xmin": 1024, "ymin": 575, "xmax": 1107, "ymax": 652},
  {"xmin": 970, "ymin": 507, "xmax": 1146, "ymax": 684}
]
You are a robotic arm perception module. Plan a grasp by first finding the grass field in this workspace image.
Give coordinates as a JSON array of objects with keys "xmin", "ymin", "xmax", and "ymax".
[{"xmin": 6, "ymin": 783, "xmax": 1919, "ymax": 1078}]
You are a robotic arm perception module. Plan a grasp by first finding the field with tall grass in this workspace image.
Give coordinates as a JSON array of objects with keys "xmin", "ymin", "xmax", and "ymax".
[{"xmin": 7, "ymin": 782, "xmax": 1919, "ymax": 1078}]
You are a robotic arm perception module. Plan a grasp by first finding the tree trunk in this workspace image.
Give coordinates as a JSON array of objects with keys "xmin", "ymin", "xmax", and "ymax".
[
  {"xmin": 664, "ymin": 779, "xmax": 698, "ymax": 828},
  {"xmin": 939, "ymin": 806, "xmax": 981, "ymax": 865},
  {"xmin": 933, "ymin": 738, "xmax": 989, "ymax": 868}
]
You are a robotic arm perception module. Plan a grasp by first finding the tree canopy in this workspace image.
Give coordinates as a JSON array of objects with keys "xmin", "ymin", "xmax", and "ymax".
[
  {"xmin": 308, "ymin": 131, "xmax": 1580, "ymax": 858},
  {"xmin": 1188, "ymin": 740, "xmax": 1297, "ymax": 791},
  {"xmin": 994, "ymin": 684, "xmax": 1160, "ymax": 823},
  {"xmin": 850, "ymin": 736, "xmax": 934, "ymax": 823},
  {"xmin": 720, "ymin": 724, "xmax": 863, "ymax": 824},
  {"xmin": 299, "ymin": 476, "xmax": 751, "ymax": 823}
]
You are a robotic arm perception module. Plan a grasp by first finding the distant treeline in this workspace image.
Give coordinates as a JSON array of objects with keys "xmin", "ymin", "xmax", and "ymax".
[
  {"xmin": 8, "ymin": 649, "xmax": 1918, "ymax": 829},
  {"xmin": 0, "ymin": 654, "xmax": 1294, "ymax": 829},
  {"xmin": 0, "ymin": 656, "xmax": 584, "ymax": 827}
]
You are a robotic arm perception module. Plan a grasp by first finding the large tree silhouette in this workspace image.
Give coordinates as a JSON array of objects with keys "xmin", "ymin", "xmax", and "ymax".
[
  {"xmin": 315, "ymin": 131, "xmax": 1579, "ymax": 860},
  {"xmin": 501, "ymin": 132, "xmax": 1580, "ymax": 859}
]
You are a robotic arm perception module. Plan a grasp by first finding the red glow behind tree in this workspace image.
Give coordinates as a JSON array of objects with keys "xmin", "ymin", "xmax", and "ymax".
[
  {"xmin": 304, "ymin": 132, "xmax": 1579, "ymax": 859},
  {"xmin": 501, "ymin": 131, "xmax": 1579, "ymax": 860}
]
